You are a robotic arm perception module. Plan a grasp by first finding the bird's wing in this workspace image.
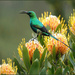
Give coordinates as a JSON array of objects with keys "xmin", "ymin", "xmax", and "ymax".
[
  {"xmin": 32, "ymin": 20, "xmax": 43, "ymax": 28},
  {"xmin": 33, "ymin": 24, "xmax": 42, "ymax": 28},
  {"xmin": 32, "ymin": 21, "xmax": 50, "ymax": 35}
]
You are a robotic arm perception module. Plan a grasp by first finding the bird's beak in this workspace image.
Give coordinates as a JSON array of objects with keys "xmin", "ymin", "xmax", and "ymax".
[{"xmin": 20, "ymin": 10, "xmax": 28, "ymax": 14}]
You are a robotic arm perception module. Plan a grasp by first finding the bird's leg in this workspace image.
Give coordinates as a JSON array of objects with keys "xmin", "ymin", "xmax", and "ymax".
[
  {"xmin": 31, "ymin": 35, "xmax": 38, "ymax": 41},
  {"xmin": 33, "ymin": 36, "xmax": 37, "ymax": 40}
]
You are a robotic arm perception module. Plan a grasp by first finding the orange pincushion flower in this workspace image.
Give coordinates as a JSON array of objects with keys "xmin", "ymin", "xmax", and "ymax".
[
  {"xmin": 44, "ymin": 33, "xmax": 70, "ymax": 55},
  {"xmin": 18, "ymin": 38, "xmax": 44, "ymax": 60},
  {"xmin": 39, "ymin": 12, "xmax": 67, "ymax": 35},
  {"xmin": 0, "ymin": 58, "xmax": 17, "ymax": 75},
  {"xmin": 25, "ymin": 39, "xmax": 44, "ymax": 60},
  {"xmin": 39, "ymin": 12, "xmax": 61, "ymax": 32}
]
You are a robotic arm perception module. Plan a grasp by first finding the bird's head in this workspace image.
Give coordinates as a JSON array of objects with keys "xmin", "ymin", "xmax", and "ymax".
[{"xmin": 20, "ymin": 11, "xmax": 37, "ymax": 18}]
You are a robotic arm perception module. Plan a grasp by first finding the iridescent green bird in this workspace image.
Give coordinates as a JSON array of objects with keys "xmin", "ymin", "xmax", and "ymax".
[{"xmin": 20, "ymin": 11, "xmax": 75, "ymax": 52}]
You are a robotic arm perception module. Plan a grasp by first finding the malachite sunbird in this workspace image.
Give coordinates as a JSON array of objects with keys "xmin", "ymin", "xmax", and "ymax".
[{"xmin": 20, "ymin": 10, "xmax": 75, "ymax": 52}]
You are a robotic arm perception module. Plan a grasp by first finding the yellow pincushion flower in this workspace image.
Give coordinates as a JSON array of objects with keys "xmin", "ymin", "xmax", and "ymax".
[
  {"xmin": 44, "ymin": 33, "xmax": 70, "ymax": 55},
  {"xmin": 26, "ymin": 39, "xmax": 44, "ymax": 60},
  {"xmin": 18, "ymin": 38, "xmax": 44, "ymax": 60},
  {"xmin": 68, "ymin": 9, "xmax": 75, "ymax": 35},
  {"xmin": 0, "ymin": 58, "xmax": 17, "ymax": 75},
  {"xmin": 39, "ymin": 12, "xmax": 67, "ymax": 34},
  {"xmin": 39, "ymin": 12, "xmax": 61, "ymax": 32}
]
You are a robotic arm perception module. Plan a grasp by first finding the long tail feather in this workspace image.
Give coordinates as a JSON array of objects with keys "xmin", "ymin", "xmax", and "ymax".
[{"xmin": 50, "ymin": 34, "xmax": 75, "ymax": 52}]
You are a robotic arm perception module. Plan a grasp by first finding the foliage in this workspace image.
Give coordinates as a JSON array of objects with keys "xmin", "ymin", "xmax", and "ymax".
[{"xmin": 13, "ymin": 44, "xmax": 75, "ymax": 75}]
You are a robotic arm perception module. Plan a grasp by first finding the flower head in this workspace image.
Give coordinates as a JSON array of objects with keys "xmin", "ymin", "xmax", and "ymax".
[
  {"xmin": 18, "ymin": 38, "xmax": 44, "ymax": 60},
  {"xmin": 26, "ymin": 39, "xmax": 44, "ymax": 60},
  {"xmin": 0, "ymin": 58, "xmax": 17, "ymax": 75},
  {"xmin": 39, "ymin": 12, "xmax": 67, "ymax": 34},
  {"xmin": 68, "ymin": 9, "xmax": 75, "ymax": 35},
  {"xmin": 39, "ymin": 12, "xmax": 61, "ymax": 32},
  {"xmin": 44, "ymin": 33, "xmax": 70, "ymax": 55}
]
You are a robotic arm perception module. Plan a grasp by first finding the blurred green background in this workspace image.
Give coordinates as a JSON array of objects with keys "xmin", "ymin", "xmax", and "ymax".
[{"xmin": 0, "ymin": 1, "xmax": 75, "ymax": 64}]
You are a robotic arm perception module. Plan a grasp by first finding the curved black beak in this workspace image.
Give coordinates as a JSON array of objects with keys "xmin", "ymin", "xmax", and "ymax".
[{"xmin": 20, "ymin": 10, "xmax": 28, "ymax": 14}]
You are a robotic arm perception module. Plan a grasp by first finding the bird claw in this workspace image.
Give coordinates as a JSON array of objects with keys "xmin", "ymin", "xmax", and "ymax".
[
  {"xmin": 31, "ymin": 38, "xmax": 35, "ymax": 41},
  {"xmin": 30, "ymin": 36, "xmax": 37, "ymax": 41}
]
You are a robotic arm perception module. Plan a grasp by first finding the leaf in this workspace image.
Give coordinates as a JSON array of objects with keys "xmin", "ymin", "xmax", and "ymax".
[
  {"xmin": 55, "ymin": 67, "xmax": 62, "ymax": 75},
  {"xmin": 55, "ymin": 24, "xmax": 61, "ymax": 32},
  {"xmin": 40, "ymin": 67, "xmax": 46, "ymax": 75},
  {"xmin": 47, "ymin": 66, "xmax": 54, "ymax": 75},
  {"xmin": 62, "ymin": 66, "xmax": 69, "ymax": 75},
  {"xmin": 69, "ymin": 52, "xmax": 75, "ymax": 67},
  {"xmin": 47, "ymin": 68, "xmax": 53, "ymax": 75},
  {"xmin": 45, "ymin": 56, "xmax": 47, "ymax": 70},
  {"xmin": 13, "ymin": 58, "xmax": 26, "ymax": 74},
  {"xmin": 73, "ymin": 67, "xmax": 75, "ymax": 74},
  {"xmin": 23, "ymin": 46, "xmax": 30, "ymax": 72},
  {"xmin": 38, "ymin": 35, "xmax": 45, "ymax": 46},
  {"xmin": 69, "ymin": 38, "xmax": 75, "ymax": 54},
  {"xmin": 29, "ymin": 59, "xmax": 40, "ymax": 75},
  {"xmin": 71, "ymin": 42, "xmax": 75, "ymax": 57},
  {"xmin": 46, "ymin": 25, "xmax": 51, "ymax": 31},
  {"xmin": 32, "ymin": 48, "xmax": 40, "ymax": 62},
  {"xmin": 52, "ymin": 45, "xmax": 56, "ymax": 60},
  {"xmin": 72, "ymin": 42, "xmax": 75, "ymax": 50},
  {"xmin": 47, "ymin": 62, "xmax": 52, "ymax": 69},
  {"xmin": 40, "ymin": 48, "xmax": 46, "ymax": 67},
  {"xmin": 70, "ymin": 31, "xmax": 75, "ymax": 42},
  {"xmin": 51, "ymin": 66, "xmax": 54, "ymax": 74}
]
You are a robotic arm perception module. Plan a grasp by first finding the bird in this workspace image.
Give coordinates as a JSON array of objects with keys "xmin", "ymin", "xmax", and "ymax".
[{"xmin": 20, "ymin": 10, "xmax": 75, "ymax": 52}]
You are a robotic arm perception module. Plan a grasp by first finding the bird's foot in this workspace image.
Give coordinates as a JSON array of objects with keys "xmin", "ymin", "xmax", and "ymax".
[{"xmin": 31, "ymin": 36, "xmax": 37, "ymax": 41}]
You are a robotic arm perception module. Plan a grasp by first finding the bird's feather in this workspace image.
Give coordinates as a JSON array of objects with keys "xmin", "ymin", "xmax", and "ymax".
[
  {"xmin": 31, "ymin": 19, "xmax": 43, "ymax": 28},
  {"xmin": 33, "ymin": 25, "xmax": 51, "ymax": 36}
]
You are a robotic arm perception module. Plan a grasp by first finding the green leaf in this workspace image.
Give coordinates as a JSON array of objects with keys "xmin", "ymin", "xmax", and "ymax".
[
  {"xmin": 40, "ymin": 48, "xmax": 46, "ymax": 67},
  {"xmin": 32, "ymin": 48, "xmax": 40, "ymax": 62},
  {"xmin": 47, "ymin": 68, "xmax": 53, "ymax": 75},
  {"xmin": 13, "ymin": 58, "xmax": 26, "ymax": 74},
  {"xmin": 29, "ymin": 59, "xmax": 40, "ymax": 75},
  {"xmin": 47, "ymin": 62, "xmax": 52, "ymax": 69},
  {"xmin": 52, "ymin": 45, "xmax": 56, "ymax": 60},
  {"xmin": 69, "ymin": 52, "xmax": 75, "ymax": 67},
  {"xmin": 55, "ymin": 24, "xmax": 61, "ymax": 32},
  {"xmin": 23, "ymin": 46, "xmax": 30, "ymax": 72},
  {"xmin": 69, "ymin": 39, "xmax": 75, "ymax": 57},
  {"xmin": 72, "ymin": 42, "xmax": 75, "ymax": 50},
  {"xmin": 51, "ymin": 66, "xmax": 54, "ymax": 74},
  {"xmin": 73, "ymin": 67, "xmax": 75, "ymax": 74},
  {"xmin": 47, "ymin": 66, "xmax": 54, "ymax": 75},
  {"xmin": 55, "ymin": 67, "xmax": 62, "ymax": 75},
  {"xmin": 62, "ymin": 66, "xmax": 69, "ymax": 75},
  {"xmin": 72, "ymin": 42, "xmax": 75, "ymax": 57},
  {"xmin": 40, "ymin": 67, "xmax": 46, "ymax": 75},
  {"xmin": 45, "ymin": 56, "xmax": 47, "ymax": 70},
  {"xmin": 70, "ymin": 31, "xmax": 75, "ymax": 42},
  {"xmin": 46, "ymin": 25, "xmax": 51, "ymax": 31},
  {"xmin": 38, "ymin": 35, "xmax": 45, "ymax": 46}
]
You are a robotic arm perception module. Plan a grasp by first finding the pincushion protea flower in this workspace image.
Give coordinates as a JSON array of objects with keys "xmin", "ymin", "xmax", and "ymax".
[
  {"xmin": 0, "ymin": 58, "xmax": 17, "ymax": 75},
  {"xmin": 18, "ymin": 38, "xmax": 44, "ymax": 60},
  {"xmin": 39, "ymin": 12, "xmax": 60, "ymax": 32},
  {"xmin": 39, "ymin": 12, "xmax": 67, "ymax": 34},
  {"xmin": 44, "ymin": 33, "xmax": 70, "ymax": 55},
  {"xmin": 68, "ymin": 9, "xmax": 75, "ymax": 35}
]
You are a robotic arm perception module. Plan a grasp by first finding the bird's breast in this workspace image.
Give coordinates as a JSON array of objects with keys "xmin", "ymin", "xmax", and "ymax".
[{"xmin": 30, "ymin": 21, "xmax": 37, "ymax": 33}]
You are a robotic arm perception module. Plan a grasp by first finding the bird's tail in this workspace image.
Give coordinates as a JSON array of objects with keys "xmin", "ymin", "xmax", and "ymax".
[{"xmin": 50, "ymin": 34, "xmax": 75, "ymax": 52}]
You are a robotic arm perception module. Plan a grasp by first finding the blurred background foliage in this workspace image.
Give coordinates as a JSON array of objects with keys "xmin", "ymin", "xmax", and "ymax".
[{"xmin": 0, "ymin": 1, "xmax": 75, "ymax": 64}]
